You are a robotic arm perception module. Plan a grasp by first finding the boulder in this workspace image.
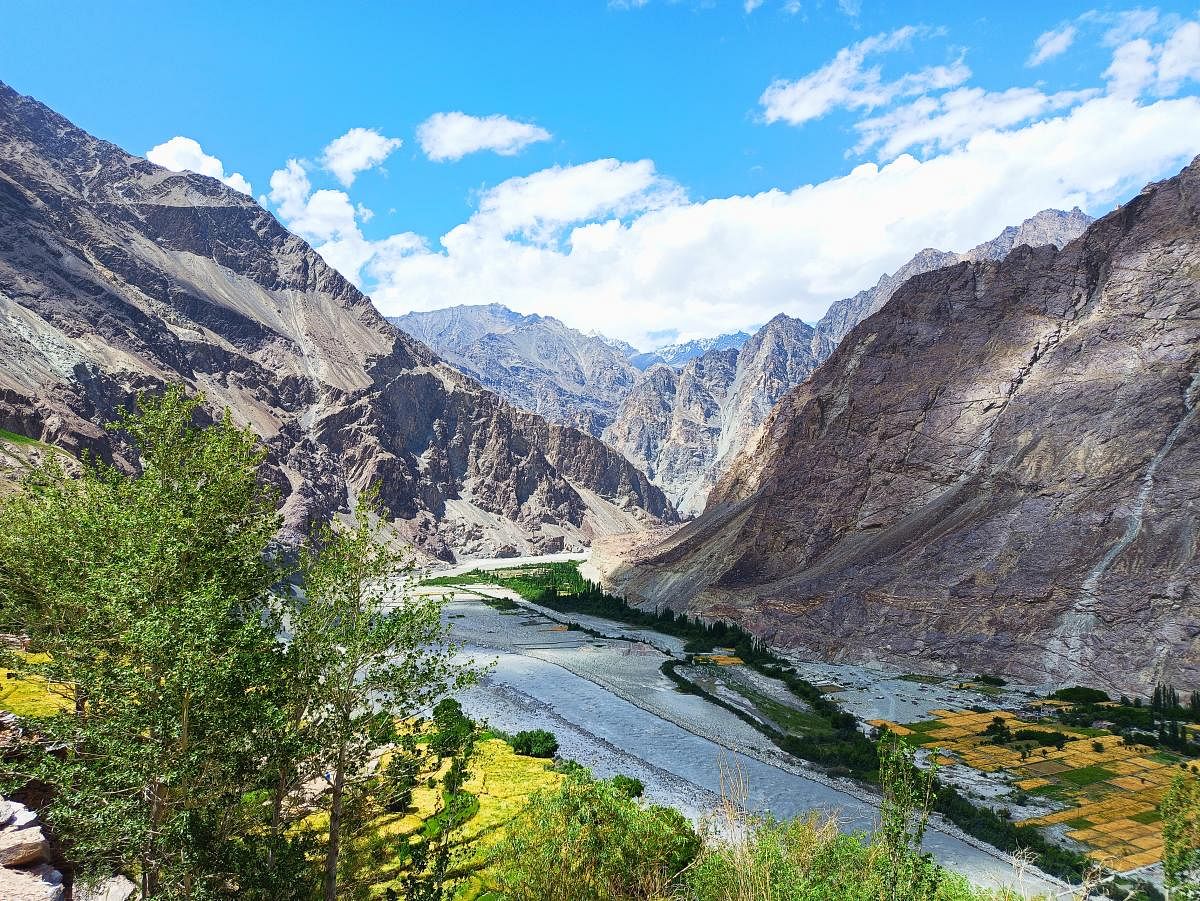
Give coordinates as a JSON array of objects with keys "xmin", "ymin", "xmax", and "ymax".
[
  {"xmin": 0, "ymin": 863, "xmax": 64, "ymax": 901},
  {"xmin": 0, "ymin": 824, "xmax": 49, "ymax": 866}
]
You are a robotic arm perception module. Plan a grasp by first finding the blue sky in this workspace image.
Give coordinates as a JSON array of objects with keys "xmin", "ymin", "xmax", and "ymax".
[{"xmin": 3, "ymin": 1, "xmax": 1200, "ymax": 347}]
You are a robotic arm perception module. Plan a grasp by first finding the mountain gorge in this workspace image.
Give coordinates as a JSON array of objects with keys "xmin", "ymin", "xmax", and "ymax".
[
  {"xmin": 0, "ymin": 81, "xmax": 674, "ymax": 560},
  {"xmin": 603, "ymin": 209, "xmax": 1091, "ymax": 514},
  {"xmin": 594, "ymin": 158, "xmax": 1200, "ymax": 693}
]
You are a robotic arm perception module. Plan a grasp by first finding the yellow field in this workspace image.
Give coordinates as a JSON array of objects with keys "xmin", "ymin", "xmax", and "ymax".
[
  {"xmin": 0, "ymin": 653, "xmax": 71, "ymax": 718},
  {"xmin": 877, "ymin": 708, "xmax": 1196, "ymax": 873},
  {"xmin": 694, "ymin": 654, "xmax": 744, "ymax": 666}
]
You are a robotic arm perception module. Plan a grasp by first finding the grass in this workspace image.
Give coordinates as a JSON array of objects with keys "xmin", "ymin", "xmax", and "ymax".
[
  {"xmin": 0, "ymin": 428, "xmax": 39, "ymax": 446},
  {"xmin": 723, "ymin": 680, "xmax": 830, "ymax": 736},
  {"xmin": 1130, "ymin": 809, "xmax": 1161, "ymax": 825},
  {"xmin": 900, "ymin": 674, "xmax": 946, "ymax": 685},
  {"xmin": 1059, "ymin": 766, "xmax": 1118, "ymax": 787}
]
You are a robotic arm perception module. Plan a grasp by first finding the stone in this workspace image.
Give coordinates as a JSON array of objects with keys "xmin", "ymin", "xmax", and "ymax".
[
  {"xmin": 76, "ymin": 874, "xmax": 138, "ymax": 901},
  {"xmin": 0, "ymin": 863, "xmax": 65, "ymax": 901},
  {"xmin": 0, "ymin": 825, "xmax": 49, "ymax": 866}
]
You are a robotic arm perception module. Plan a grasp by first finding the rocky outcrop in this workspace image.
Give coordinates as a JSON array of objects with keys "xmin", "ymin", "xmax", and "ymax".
[
  {"xmin": 596, "ymin": 158, "xmax": 1200, "ymax": 694},
  {"xmin": 604, "ymin": 316, "xmax": 819, "ymax": 515},
  {"xmin": 0, "ymin": 799, "xmax": 63, "ymax": 900},
  {"xmin": 0, "ymin": 81, "xmax": 674, "ymax": 559},
  {"xmin": 390, "ymin": 304, "xmax": 641, "ymax": 436},
  {"xmin": 605, "ymin": 212, "xmax": 1091, "ymax": 516},
  {"xmin": 810, "ymin": 208, "xmax": 1093, "ymax": 361}
]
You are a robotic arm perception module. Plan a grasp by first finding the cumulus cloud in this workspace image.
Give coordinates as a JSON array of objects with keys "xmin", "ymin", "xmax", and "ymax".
[
  {"xmin": 1105, "ymin": 18, "xmax": 1200, "ymax": 97},
  {"xmin": 145, "ymin": 136, "xmax": 252, "ymax": 195},
  {"xmin": 354, "ymin": 94, "xmax": 1200, "ymax": 348},
  {"xmin": 267, "ymin": 159, "xmax": 384, "ymax": 283},
  {"xmin": 855, "ymin": 85, "xmax": 1097, "ymax": 158},
  {"xmin": 320, "ymin": 127, "xmax": 403, "ymax": 187},
  {"xmin": 759, "ymin": 27, "xmax": 970, "ymax": 125},
  {"xmin": 416, "ymin": 112, "xmax": 552, "ymax": 162},
  {"xmin": 1028, "ymin": 25, "xmax": 1077, "ymax": 66}
]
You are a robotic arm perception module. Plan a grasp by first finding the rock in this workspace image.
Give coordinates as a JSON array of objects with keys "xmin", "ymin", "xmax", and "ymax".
[
  {"xmin": 0, "ymin": 863, "xmax": 64, "ymax": 901},
  {"xmin": 76, "ymin": 874, "xmax": 138, "ymax": 901},
  {"xmin": 599, "ymin": 157, "xmax": 1200, "ymax": 694},
  {"xmin": 0, "ymin": 825, "xmax": 49, "ymax": 866},
  {"xmin": 0, "ymin": 80, "xmax": 675, "ymax": 557},
  {"xmin": 391, "ymin": 304, "xmax": 643, "ymax": 437}
]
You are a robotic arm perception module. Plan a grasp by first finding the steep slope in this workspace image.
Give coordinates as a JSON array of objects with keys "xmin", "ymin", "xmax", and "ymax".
[
  {"xmin": 0, "ymin": 81, "xmax": 674, "ymax": 559},
  {"xmin": 596, "ymin": 158, "xmax": 1200, "ymax": 694},
  {"xmin": 605, "ymin": 316, "xmax": 818, "ymax": 515},
  {"xmin": 390, "ymin": 304, "xmax": 640, "ymax": 436},
  {"xmin": 811, "ymin": 208, "xmax": 1093, "ymax": 360},
  {"xmin": 609, "ymin": 211, "xmax": 1092, "ymax": 516}
]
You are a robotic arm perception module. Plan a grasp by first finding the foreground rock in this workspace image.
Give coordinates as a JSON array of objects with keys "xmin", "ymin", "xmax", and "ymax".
[
  {"xmin": 0, "ymin": 81, "xmax": 674, "ymax": 558},
  {"xmin": 598, "ymin": 158, "xmax": 1200, "ymax": 694},
  {"xmin": 0, "ymin": 800, "xmax": 62, "ymax": 900}
]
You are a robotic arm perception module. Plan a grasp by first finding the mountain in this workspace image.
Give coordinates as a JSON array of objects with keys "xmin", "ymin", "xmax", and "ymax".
[
  {"xmin": 630, "ymin": 331, "xmax": 752, "ymax": 370},
  {"xmin": 811, "ymin": 208, "xmax": 1093, "ymax": 361},
  {"xmin": 390, "ymin": 304, "xmax": 641, "ymax": 436},
  {"xmin": 608, "ymin": 210, "xmax": 1092, "ymax": 516},
  {"xmin": 593, "ymin": 158, "xmax": 1200, "ymax": 694},
  {"xmin": 604, "ymin": 315, "xmax": 819, "ymax": 515},
  {"xmin": 0, "ymin": 81, "xmax": 675, "ymax": 560}
]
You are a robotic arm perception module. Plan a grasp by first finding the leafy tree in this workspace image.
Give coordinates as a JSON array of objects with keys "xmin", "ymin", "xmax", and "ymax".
[
  {"xmin": 0, "ymin": 387, "xmax": 298, "ymax": 898},
  {"xmin": 1163, "ymin": 774, "xmax": 1200, "ymax": 900},
  {"xmin": 875, "ymin": 731, "xmax": 940, "ymax": 900},
  {"xmin": 611, "ymin": 774, "xmax": 645, "ymax": 800},
  {"xmin": 511, "ymin": 729, "xmax": 559, "ymax": 758},
  {"xmin": 290, "ymin": 492, "xmax": 476, "ymax": 901}
]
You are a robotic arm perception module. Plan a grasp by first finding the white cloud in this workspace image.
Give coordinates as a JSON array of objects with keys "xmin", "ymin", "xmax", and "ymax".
[
  {"xmin": 355, "ymin": 95, "xmax": 1200, "ymax": 349},
  {"xmin": 266, "ymin": 159, "xmax": 382, "ymax": 283},
  {"xmin": 145, "ymin": 136, "xmax": 252, "ymax": 195},
  {"xmin": 1028, "ymin": 25, "xmax": 1077, "ymax": 66},
  {"xmin": 320, "ymin": 127, "xmax": 403, "ymax": 187},
  {"xmin": 416, "ymin": 112, "xmax": 552, "ymax": 162},
  {"xmin": 1104, "ymin": 18, "xmax": 1200, "ymax": 97},
  {"xmin": 759, "ymin": 27, "xmax": 970, "ymax": 125},
  {"xmin": 744, "ymin": 0, "xmax": 764, "ymax": 12},
  {"xmin": 837, "ymin": 0, "xmax": 861, "ymax": 17},
  {"xmin": 1083, "ymin": 7, "xmax": 1160, "ymax": 47},
  {"xmin": 855, "ymin": 86, "xmax": 1097, "ymax": 158}
]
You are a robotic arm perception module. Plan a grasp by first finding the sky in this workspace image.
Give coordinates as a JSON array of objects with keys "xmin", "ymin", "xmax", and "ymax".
[{"xmin": 2, "ymin": 2, "xmax": 1200, "ymax": 349}]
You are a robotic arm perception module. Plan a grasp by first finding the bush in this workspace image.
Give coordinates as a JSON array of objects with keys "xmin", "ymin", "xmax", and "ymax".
[
  {"xmin": 611, "ymin": 774, "xmax": 645, "ymax": 799},
  {"xmin": 510, "ymin": 729, "xmax": 559, "ymax": 758},
  {"xmin": 1052, "ymin": 686, "xmax": 1110, "ymax": 704},
  {"xmin": 486, "ymin": 771, "xmax": 699, "ymax": 900}
]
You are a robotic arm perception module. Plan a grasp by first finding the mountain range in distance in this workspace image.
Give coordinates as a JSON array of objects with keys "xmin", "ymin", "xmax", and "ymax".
[{"xmin": 396, "ymin": 207, "xmax": 1091, "ymax": 515}]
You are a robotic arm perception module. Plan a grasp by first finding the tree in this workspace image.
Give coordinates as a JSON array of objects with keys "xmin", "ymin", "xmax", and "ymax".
[
  {"xmin": 0, "ymin": 386, "xmax": 294, "ymax": 898},
  {"xmin": 291, "ymin": 491, "xmax": 475, "ymax": 901},
  {"xmin": 875, "ymin": 731, "xmax": 940, "ymax": 901},
  {"xmin": 511, "ymin": 729, "xmax": 559, "ymax": 758},
  {"xmin": 1163, "ymin": 774, "xmax": 1200, "ymax": 900}
]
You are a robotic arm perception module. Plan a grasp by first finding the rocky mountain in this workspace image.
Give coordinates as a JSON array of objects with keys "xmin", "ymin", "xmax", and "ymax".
[
  {"xmin": 390, "ymin": 304, "xmax": 641, "ymax": 436},
  {"xmin": 604, "ymin": 315, "xmax": 819, "ymax": 515},
  {"xmin": 811, "ymin": 208, "xmax": 1093, "ymax": 360},
  {"xmin": 630, "ymin": 331, "xmax": 751, "ymax": 371},
  {"xmin": 608, "ymin": 210, "xmax": 1092, "ymax": 516},
  {"xmin": 0, "ymin": 81, "xmax": 675, "ymax": 560},
  {"xmin": 594, "ymin": 158, "xmax": 1200, "ymax": 694}
]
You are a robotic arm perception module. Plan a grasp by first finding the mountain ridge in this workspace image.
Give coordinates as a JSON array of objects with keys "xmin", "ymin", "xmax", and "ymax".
[{"xmin": 0, "ymin": 80, "xmax": 676, "ymax": 560}]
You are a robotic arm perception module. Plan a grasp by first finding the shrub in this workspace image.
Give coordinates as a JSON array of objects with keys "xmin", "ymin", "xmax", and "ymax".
[
  {"xmin": 611, "ymin": 774, "xmax": 645, "ymax": 799},
  {"xmin": 486, "ymin": 771, "xmax": 699, "ymax": 900},
  {"xmin": 510, "ymin": 728, "xmax": 559, "ymax": 758}
]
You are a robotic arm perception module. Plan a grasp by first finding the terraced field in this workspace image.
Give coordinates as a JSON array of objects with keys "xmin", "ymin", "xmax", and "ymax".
[{"xmin": 875, "ymin": 708, "xmax": 1195, "ymax": 873}]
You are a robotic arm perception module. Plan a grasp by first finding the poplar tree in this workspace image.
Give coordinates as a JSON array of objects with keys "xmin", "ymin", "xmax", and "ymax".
[
  {"xmin": 291, "ymin": 492, "xmax": 475, "ymax": 901},
  {"xmin": 0, "ymin": 387, "xmax": 291, "ymax": 897}
]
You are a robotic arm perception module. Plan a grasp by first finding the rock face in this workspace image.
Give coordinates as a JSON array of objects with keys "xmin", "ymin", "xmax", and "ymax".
[
  {"xmin": 596, "ymin": 158, "xmax": 1200, "ymax": 694},
  {"xmin": 0, "ymin": 81, "xmax": 674, "ymax": 559},
  {"xmin": 810, "ymin": 208, "xmax": 1093, "ymax": 361},
  {"xmin": 604, "ymin": 315, "xmax": 819, "ymax": 515},
  {"xmin": 604, "ymin": 212, "xmax": 1091, "ymax": 517},
  {"xmin": 390, "ymin": 304, "xmax": 641, "ymax": 436}
]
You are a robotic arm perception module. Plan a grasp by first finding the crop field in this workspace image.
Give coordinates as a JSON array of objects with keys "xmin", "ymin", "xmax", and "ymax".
[{"xmin": 872, "ymin": 708, "xmax": 1196, "ymax": 874}]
